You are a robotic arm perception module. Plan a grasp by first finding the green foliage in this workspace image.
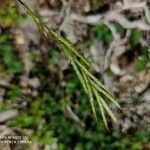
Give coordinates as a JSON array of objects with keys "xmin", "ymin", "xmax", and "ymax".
[
  {"xmin": 140, "ymin": 46, "xmax": 150, "ymax": 60},
  {"xmin": 5, "ymin": 84, "xmax": 21, "ymax": 102},
  {"xmin": 130, "ymin": 29, "xmax": 141, "ymax": 46},
  {"xmin": 10, "ymin": 113, "xmax": 40, "ymax": 128},
  {"xmin": 91, "ymin": 24, "xmax": 113, "ymax": 43},
  {"xmin": 91, "ymin": 0, "xmax": 99, "ymax": 11},
  {"xmin": 112, "ymin": 21, "xmax": 125, "ymax": 34},
  {"xmin": 134, "ymin": 56, "xmax": 148, "ymax": 72},
  {"xmin": 0, "ymin": 32, "xmax": 23, "ymax": 74},
  {"xmin": 129, "ymin": 29, "xmax": 149, "ymax": 72},
  {"xmin": 0, "ymin": 2, "xmax": 23, "ymax": 26},
  {"xmin": 134, "ymin": 47, "xmax": 150, "ymax": 72},
  {"xmin": 0, "ymin": 32, "xmax": 146, "ymax": 149},
  {"xmin": 8, "ymin": 73, "xmax": 148, "ymax": 149},
  {"xmin": 48, "ymin": 50, "xmax": 63, "ymax": 66},
  {"xmin": 66, "ymin": 77, "xmax": 80, "ymax": 93},
  {"xmin": 136, "ymin": 129, "xmax": 150, "ymax": 143}
]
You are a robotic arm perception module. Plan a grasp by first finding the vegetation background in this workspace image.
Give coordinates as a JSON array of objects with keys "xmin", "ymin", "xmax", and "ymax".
[{"xmin": 0, "ymin": 0, "xmax": 149, "ymax": 149}]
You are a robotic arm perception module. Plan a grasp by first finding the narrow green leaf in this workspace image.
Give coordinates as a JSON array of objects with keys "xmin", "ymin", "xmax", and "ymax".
[
  {"xmin": 100, "ymin": 97, "xmax": 117, "ymax": 123},
  {"xmin": 61, "ymin": 44, "xmax": 88, "ymax": 93},
  {"xmin": 81, "ymin": 70, "xmax": 97, "ymax": 121},
  {"xmin": 76, "ymin": 59, "xmax": 121, "ymax": 110},
  {"xmin": 18, "ymin": 0, "xmax": 120, "ymax": 127},
  {"xmin": 93, "ymin": 88, "xmax": 108, "ymax": 129},
  {"xmin": 75, "ymin": 59, "xmax": 113, "ymax": 95},
  {"xmin": 90, "ymin": 80, "xmax": 121, "ymax": 110}
]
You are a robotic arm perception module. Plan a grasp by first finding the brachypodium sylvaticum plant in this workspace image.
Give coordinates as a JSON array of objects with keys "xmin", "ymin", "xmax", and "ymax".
[{"xmin": 18, "ymin": 0, "xmax": 121, "ymax": 128}]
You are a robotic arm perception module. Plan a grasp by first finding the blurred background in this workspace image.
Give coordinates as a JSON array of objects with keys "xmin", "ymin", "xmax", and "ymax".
[{"xmin": 0, "ymin": 0, "xmax": 150, "ymax": 149}]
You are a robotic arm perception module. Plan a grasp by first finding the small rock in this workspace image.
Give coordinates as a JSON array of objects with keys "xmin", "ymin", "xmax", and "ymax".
[
  {"xmin": 28, "ymin": 78, "xmax": 40, "ymax": 89},
  {"xmin": 0, "ymin": 110, "xmax": 18, "ymax": 123}
]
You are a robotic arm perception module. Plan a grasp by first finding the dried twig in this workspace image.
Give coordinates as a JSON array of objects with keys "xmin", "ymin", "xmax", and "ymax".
[{"xmin": 65, "ymin": 105, "xmax": 85, "ymax": 127}]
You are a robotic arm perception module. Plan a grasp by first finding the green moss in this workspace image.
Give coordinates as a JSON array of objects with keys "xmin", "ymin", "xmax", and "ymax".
[
  {"xmin": 130, "ymin": 29, "xmax": 141, "ymax": 46},
  {"xmin": 91, "ymin": 24, "xmax": 113, "ymax": 44},
  {"xmin": 0, "ymin": 32, "xmax": 23, "ymax": 74}
]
